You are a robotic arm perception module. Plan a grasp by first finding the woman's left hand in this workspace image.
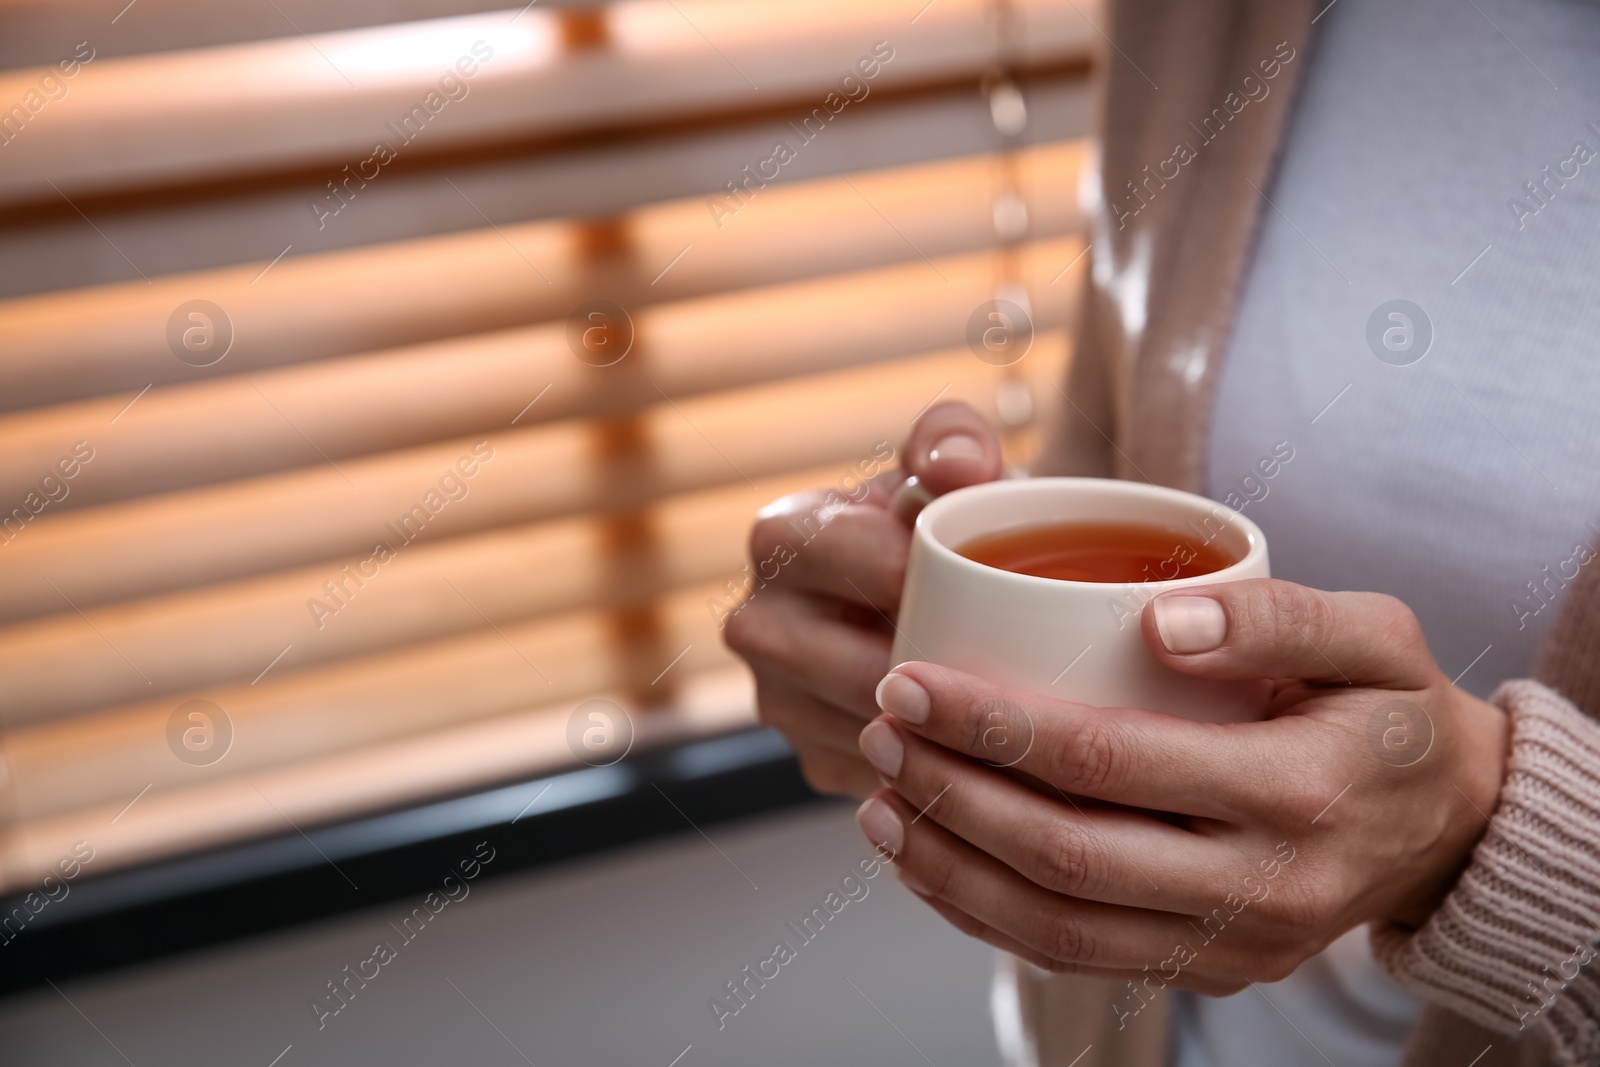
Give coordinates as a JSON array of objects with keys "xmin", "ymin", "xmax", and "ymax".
[{"xmin": 853, "ymin": 579, "xmax": 1510, "ymax": 994}]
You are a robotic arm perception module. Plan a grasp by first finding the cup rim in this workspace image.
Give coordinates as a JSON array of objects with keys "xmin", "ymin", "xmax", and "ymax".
[{"xmin": 912, "ymin": 476, "xmax": 1268, "ymax": 591}]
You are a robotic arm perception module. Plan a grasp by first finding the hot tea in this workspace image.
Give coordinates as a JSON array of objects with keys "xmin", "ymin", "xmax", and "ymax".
[{"xmin": 957, "ymin": 520, "xmax": 1236, "ymax": 584}]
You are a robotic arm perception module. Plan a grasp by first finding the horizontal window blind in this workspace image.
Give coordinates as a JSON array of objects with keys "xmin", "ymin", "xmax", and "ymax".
[{"xmin": 0, "ymin": 0, "xmax": 1096, "ymax": 891}]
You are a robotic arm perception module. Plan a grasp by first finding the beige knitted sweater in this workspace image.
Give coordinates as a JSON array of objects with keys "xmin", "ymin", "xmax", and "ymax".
[{"xmin": 1014, "ymin": 2, "xmax": 1600, "ymax": 1065}]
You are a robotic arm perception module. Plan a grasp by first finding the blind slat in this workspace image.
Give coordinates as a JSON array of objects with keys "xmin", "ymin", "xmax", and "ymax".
[
  {"xmin": 0, "ymin": 335, "xmax": 1072, "ymax": 624},
  {"xmin": 6, "ymin": 582, "xmax": 739, "ymax": 824},
  {"xmin": 0, "ymin": 235, "xmax": 1082, "ymax": 510},
  {"xmin": 0, "ymin": 468, "xmax": 829, "ymax": 725},
  {"xmin": 0, "ymin": 141, "xmax": 1083, "ymax": 410},
  {"xmin": 0, "ymin": 0, "xmax": 1094, "ymax": 205}
]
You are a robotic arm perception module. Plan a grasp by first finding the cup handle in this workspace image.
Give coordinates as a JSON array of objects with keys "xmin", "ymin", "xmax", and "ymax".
[
  {"xmin": 890, "ymin": 475, "xmax": 935, "ymax": 524},
  {"xmin": 890, "ymin": 465, "xmax": 1028, "ymax": 524}
]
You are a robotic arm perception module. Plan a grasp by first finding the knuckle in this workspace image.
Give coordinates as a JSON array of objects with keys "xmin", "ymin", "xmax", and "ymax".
[
  {"xmin": 1257, "ymin": 879, "xmax": 1327, "ymax": 939},
  {"xmin": 1251, "ymin": 896, "xmax": 1298, "ymax": 934},
  {"xmin": 1257, "ymin": 581, "xmax": 1335, "ymax": 648},
  {"xmin": 969, "ymin": 695, "xmax": 1035, "ymax": 766},
  {"xmin": 1368, "ymin": 592, "xmax": 1427, "ymax": 652},
  {"xmin": 1031, "ymin": 825, "xmax": 1098, "ymax": 897},
  {"xmin": 749, "ymin": 497, "xmax": 816, "ymax": 561},
  {"xmin": 1293, "ymin": 894, "xmax": 1337, "ymax": 938},
  {"xmin": 1052, "ymin": 714, "xmax": 1122, "ymax": 796},
  {"xmin": 959, "ymin": 695, "xmax": 999, "ymax": 758},
  {"xmin": 1276, "ymin": 779, "xmax": 1336, "ymax": 827},
  {"xmin": 1042, "ymin": 911, "xmax": 1098, "ymax": 965}
]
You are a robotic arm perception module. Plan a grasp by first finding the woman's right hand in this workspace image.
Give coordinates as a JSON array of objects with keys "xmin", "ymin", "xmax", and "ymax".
[{"xmin": 723, "ymin": 402, "xmax": 1005, "ymax": 797}]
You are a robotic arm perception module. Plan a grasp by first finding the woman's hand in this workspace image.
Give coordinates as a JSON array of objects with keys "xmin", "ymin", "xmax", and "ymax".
[
  {"xmin": 723, "ymin": 401, "xmax": 1004, "ymax": 798},
  {"xmin": 853, "ymin": 579, "xmax": 1510, "ymax": 992}
]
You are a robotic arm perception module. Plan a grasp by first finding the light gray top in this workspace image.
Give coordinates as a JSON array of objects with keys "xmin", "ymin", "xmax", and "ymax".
[{"xmin": 1188, "ymin": 0, "xmax": 1600, "ymax": 1063}]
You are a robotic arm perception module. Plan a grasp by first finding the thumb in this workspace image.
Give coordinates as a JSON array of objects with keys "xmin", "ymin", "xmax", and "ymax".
[
  {"xmin": 898, "ymin": 400, "xmax": 1004, "ymax": 505},
  {"xmin": 1140, "ymin": 579, "xmax": 1436, "ymax": 689}
]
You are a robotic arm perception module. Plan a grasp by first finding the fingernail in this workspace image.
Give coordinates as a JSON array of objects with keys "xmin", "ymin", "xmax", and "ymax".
[
  {"xmin": 1152, "ymin": 595, "xmax": 1228, "ymax": 654},
  {"xmin": 928, "ymin": 434, "xmax": 983, "ymax": 464},
  {"xmin": 859, "ymin": 721, "xmax": 904, "ymax": 778},
  {"xmin": 876, "ymin": 671, "xmax": 930, "ymax": 724},
  {"xmin": 855, "ymin": 797, "xmax": 904, "ymax": 855},
  {"xmin": 897, "ymin": 868, "xmax": 933, "ymax": 896}
]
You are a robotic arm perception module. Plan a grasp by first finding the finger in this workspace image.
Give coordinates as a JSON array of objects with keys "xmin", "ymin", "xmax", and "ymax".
[
  {"xmin": 854, "ymin": 791, "xmax": 1206, "ymax": 971},
  {"xmin": 727, "ymin": 590, "xmax": 891, "ymax": 717},
  {"xmin": 914, "ymin": 879, "xmax": 1275, "ymax": 997},
  {"xmin": 920, "ymin": 872, "xmax": 1267, "ymax": 997},
  {"xmin": 906, "ymin": 888, "xmax": 1137, "ymax": 980},
  {"xmin": 754, "ymin": 676, "xmax": 880, "ymax": 757},
  {"xmin": 874, "ymin": 661, "xmax": 1270, "ymax": 819},
  {"xmin": 903, "ymin": 401, "xmax": 1004, "ymax": 497},
  {"xmin": 751, "ymin": 494, "xmax": 909, "ymax": 611},
  {"xmin": 861, "ymin": 718, "xmax": 1240, "ymax": 914},
  {"xmin": 910, "ymin": 888, "xmax": 1060, "ymax": 972},
  {"xmin": 1143, "ymin": 579, "xmax": 1436, "ymax": 689}
]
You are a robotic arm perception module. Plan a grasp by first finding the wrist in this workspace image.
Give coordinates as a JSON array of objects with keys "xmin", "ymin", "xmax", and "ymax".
[
  {"xmin": 1389, "ymin": 686, "xmax": 1510, "ymax": 928},
  {"xmin": 1455, "ymin": 686, "xmax": 1512, "ymax": 821},
  {"xmin": 1371, "ymin": 680, "xmax": 1600, "ymax": 1056}
]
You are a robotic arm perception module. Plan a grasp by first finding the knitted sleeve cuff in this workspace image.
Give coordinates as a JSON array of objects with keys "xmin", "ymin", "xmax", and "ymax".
[{"xmin": 1371, "ymin": 680, "xmax": 1600, "ymax": 1065}]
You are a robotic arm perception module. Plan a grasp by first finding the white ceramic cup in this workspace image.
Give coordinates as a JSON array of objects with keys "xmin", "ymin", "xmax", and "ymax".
[{"xmin": 891, "ymin": 477, "xmax": 1271, "ymax": 723}]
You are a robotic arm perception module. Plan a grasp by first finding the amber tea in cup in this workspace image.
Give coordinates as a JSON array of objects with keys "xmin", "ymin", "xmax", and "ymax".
[{"xmin": 957, "ymin": 520, "xmax": 1237, "ymax": 584}]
